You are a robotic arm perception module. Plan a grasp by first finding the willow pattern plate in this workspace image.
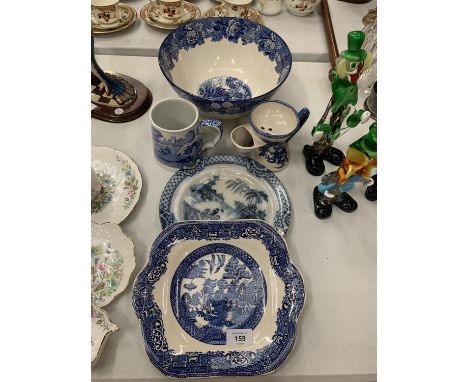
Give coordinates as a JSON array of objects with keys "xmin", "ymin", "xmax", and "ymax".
[
  {"xmin": 91, "ymin": 146, "xmax": 142, "ymax": 224},
  {"xmin": 159, "ymin": 154, "xmax": 291, "ymax": 236},
  {"xmin": 91, "ymin": 222, "xmax": 135, "ymax": 307},
  {"xmin": 91, "ymin": 305, "xmax": 119, "ymax": 366},
  {"xmin": 132, "ymin": 220, "xmax": 305, "ymax": 377}
]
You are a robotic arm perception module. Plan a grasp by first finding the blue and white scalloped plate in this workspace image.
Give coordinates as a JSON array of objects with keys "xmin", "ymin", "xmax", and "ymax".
[
  {"xmin": 132, "ymin": 220, "xmax": 305, "ymax": 377},
  {"xmin": 159, "ymin": 154, "xmax": 291, "ymax": 236}
]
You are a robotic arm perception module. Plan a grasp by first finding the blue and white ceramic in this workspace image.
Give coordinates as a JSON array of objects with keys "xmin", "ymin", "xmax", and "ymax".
[
  {"xmin": 150, "ymin": 98, "xmax": 223, "ymax": 168},
  {"xmin": 132, "ymin": 220, "xmax": 305, "ymax": 377},
  {"xmin": 231, "ymin": 100, "xmax": 310, "ymax": 171},
  {"xmin": 250, "ymin": 100, "xmax": 310, "ymax": 142},
  {"xmin": 159, "ymin": 154, "xmax": 292, "ymax": 235},
  {"xmin": 158, "ymin": 17, "xmax": 292, "ymax": 120}
]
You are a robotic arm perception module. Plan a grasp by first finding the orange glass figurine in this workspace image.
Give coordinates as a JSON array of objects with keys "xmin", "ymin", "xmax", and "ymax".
[{"xmin": 313, "ymin": 122, "xmax": 376, "ymax": 219}]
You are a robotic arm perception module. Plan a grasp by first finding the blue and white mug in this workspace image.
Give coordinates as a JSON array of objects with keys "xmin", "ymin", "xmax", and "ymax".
[{"xmin": 150, "ymin": 98, "xmax": 223, "ymax": 168}]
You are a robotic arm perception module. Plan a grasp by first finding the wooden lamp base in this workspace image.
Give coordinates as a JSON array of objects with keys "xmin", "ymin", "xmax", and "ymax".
[{"xmin": 91, "ymin": 71, "xmax": 153, "ymax": 123}]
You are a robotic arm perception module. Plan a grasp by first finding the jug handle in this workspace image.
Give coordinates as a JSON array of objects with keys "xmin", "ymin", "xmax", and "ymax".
[
  {"xmin": 199, "ymin": 119, "xmax": 223, "ymax": 151},
  {"xmin": 298, "ymin": 107, "xmax": 310, "ymax": 128},
  {"xmin": 285, "ymin": 107, "xmax": 310, "ymax": 142}
]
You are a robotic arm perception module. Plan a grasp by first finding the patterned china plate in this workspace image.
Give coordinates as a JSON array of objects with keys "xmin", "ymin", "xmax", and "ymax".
[
  {"xmin": 159, "ymin": 155, "xmax": 291, "ymax": 236},
  {"xmin": 91, "ymin": 222, "xmax": 136, "ymax": 307},
  {"xmin": 132, "ymin": 220, "xmax": 305, "ymax": 377},
  {"xmin": 203, "ymin": 5, "xmax": 263, "ymax": 25},
  {"xmin": 92, "ymin": 3, "xmax": 137, "ymax": 34},
  {"xmin": 91, "ymin": 146, "xmax": 142, "ymax": 224},
  {"xmin": 141, "ymin": 2, "xmax": 201, "ymax": 30},
  {"xmin": 91, "ymin": 305, "xmax": 119, "ymax": 366}
]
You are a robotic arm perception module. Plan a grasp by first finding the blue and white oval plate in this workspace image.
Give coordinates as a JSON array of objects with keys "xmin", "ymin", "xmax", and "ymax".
[
  {"xmin": 159, "ymin": 154, "xmax": 292, "ymax": 236},
  {"xmin": 132, "ymin": 220, "xmax": 305, "ymax": 377}
]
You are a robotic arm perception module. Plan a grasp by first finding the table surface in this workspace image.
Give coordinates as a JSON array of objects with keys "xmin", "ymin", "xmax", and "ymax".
[
  {"xmin": 93, "ymin": 0, "xmax": 375, "ymax": 62},
  {"xmin": 91, "ymin": 55, "xmax": 376, "ymax": 381},
  {"xmin": 328, "ymin": 0, "xmax": 377, "ymax": 52}
]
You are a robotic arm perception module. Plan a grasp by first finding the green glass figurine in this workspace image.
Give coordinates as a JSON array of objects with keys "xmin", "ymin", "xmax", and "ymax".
[
  {"xmin": 363, "ymin": 81, "xmax": 377, "ymax": 201},
  {"xmin": 303, "ymin": 31, "xmax": 373, "ymax": 176},
  {"xmin": 313, "ymin": 122, "xmax": 377, "ymax": 219}
]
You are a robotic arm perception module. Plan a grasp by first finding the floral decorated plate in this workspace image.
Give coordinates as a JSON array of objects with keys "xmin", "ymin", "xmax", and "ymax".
[
  {"xmin": 91, "ymin": 305, "xmax": 119, "ymax": 366},
  {"xmin": 141, "ymin": 2, "xmax": 201, "ymax": 31},
  {"xmin": 132, "ymin": 220, "xmax": 305, "ymax": 377},
  {"xmin": 92, "ymin": 3, "xmax": 137, "ymax": 34},
  {"xmin": 91, "ymin": 222, "xmax": 135, "ymax": 307},
  {"xmin": 159, "ymin": 154, "xmax": 291, "ymax": 236},
  {"xmin": 91, "ymin": 146, "xmax": 142, "ymax": 224},
  {"xmin": 203, "ymin": 5, "xmax": 263, "ymax": 25}
]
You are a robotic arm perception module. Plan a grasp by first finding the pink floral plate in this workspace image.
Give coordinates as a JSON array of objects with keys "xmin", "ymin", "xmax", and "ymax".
[
  {"xmin": 91, "ymin": 146, "xmax": 142, "ymax": 224},
  {"xmin": 91, "ymin": 222, "xmax": 135, "ymax": 307}
]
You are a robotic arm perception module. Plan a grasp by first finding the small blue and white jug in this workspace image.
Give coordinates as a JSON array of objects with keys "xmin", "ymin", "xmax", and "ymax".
[
  {"xmin": 150, "ymin": 98, "xmax": 223, "ymax": 168},
  {"xmin": 231, "ymin": 100, "xmax": 309, "ymax": 172}
]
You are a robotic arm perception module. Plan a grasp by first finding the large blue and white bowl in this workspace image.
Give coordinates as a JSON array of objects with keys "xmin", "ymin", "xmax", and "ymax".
[{"xmin": 158, "ymin": 17, "xmax": 292, "ymax": 120}]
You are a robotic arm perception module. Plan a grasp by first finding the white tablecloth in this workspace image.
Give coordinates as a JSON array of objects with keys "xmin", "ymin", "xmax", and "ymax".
[{"xmin": 91, "ymin": 55, "xmax": 377, "ymax": 381}]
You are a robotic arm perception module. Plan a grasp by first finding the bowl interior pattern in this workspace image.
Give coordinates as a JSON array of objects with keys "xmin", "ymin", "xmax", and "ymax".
[{"xmin": 159, "ymin": 17, "xmax": 292, "ymax": 116}]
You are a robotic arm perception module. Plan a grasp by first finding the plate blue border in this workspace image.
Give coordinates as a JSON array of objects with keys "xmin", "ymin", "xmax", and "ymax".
[
  {"xmin": 132, "ymin": 220, "xmax": 305, "ymax": 377},
  {"xmin": 159, "ymin": 154, "xmax": 292, "ymax": 236}
]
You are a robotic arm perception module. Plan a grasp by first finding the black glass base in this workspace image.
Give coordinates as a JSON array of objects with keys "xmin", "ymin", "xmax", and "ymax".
[
  {"xmin": 365, "ymin": 174, "xmax": 377, "ymax": 201},
  {"xmin": 313, "ymin": 186, "xmax": 358, "ymax": 219},
  {"xmin": 303, "ymin": 145, "xmax": 345, "ymax": 176}
]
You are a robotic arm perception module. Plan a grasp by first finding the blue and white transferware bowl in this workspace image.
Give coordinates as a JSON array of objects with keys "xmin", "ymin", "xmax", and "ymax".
[
  {"xmin": 132, "ymin": 220, "xmax": 305, "ymax": 377},
  {"xmin": 158, "ymin": 17, "xmax": 292, "ymax": 120},
  {"xmin": 159, "ymin": 154, "xmax": 292, "ymax": 235}
]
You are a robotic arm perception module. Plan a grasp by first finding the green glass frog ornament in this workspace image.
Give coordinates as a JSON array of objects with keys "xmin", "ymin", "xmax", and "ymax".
[
  {"xmin": 312, "ymin": 122, "xmax": 376, "ymax": 219},
  {"xmin": 303, "ymin": 31, "xmax": 373, "ymax": 176}
]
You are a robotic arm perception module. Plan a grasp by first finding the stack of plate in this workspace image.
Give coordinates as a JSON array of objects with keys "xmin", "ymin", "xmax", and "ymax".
[
  {"xmin": 204, "ymin": 4, "xmax": 263, "ymax": 24},
  {"xmin": 140, "ymin": 2, "xmax": 201, "ymax": 30},
  {"xmin": 132, "ymin": 155, "xmax": 305, "ymax": 377},
  {"xmin": 91, "ymin": 222, "xmax": 135, "ymax": 366},
  {"xmin": 92, "ymin": 3, "xmax": 137, "ymax": 35},
  {"xmin": 91, "ymin": 147, "xmax": 142, "ymax": 366}
]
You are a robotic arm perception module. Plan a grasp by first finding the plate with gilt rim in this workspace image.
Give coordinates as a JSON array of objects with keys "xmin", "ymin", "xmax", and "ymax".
[
  {"xmin": 132, "ymin": 220, "xmax": 305, "ymax": 377},
  {"xmin": 92, "ymin": 3, "xmax": 137, "ymax": 34},
  {"xmin": 141, "ymin": 2, "xmax": 201, "ymax": 30},
  {"xmin": 91, "ymin": 222, "xmax": 136, "ymax": 308},
  {"xmin": 91, "ymin": 305, "xmax": 119, "ymax": 367},
  {"xmin": 203, "ymin": 5, "xmax": 263, "ymax": 25},
  {"xmin": 91, "ymin": 146, "xmax": 142, "ymax": 224},
  {"xmin": 159, "ymin": 154, "xmax": 291, "ymax": 236}
]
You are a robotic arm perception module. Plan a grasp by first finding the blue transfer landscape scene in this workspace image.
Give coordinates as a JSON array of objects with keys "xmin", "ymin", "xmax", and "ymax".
[
  {"xmin": 183, "ymin": 175, "xmax": 270, "ymax": 222},
  {"xmin": 175, "ymin": 252, "xmax": 266, "ymax": 344}
]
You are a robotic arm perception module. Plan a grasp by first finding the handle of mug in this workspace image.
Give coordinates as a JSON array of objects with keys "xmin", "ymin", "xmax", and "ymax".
[{"xmin": 199, "ymin": 119, "xmax": 223, "ymax": 151}]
